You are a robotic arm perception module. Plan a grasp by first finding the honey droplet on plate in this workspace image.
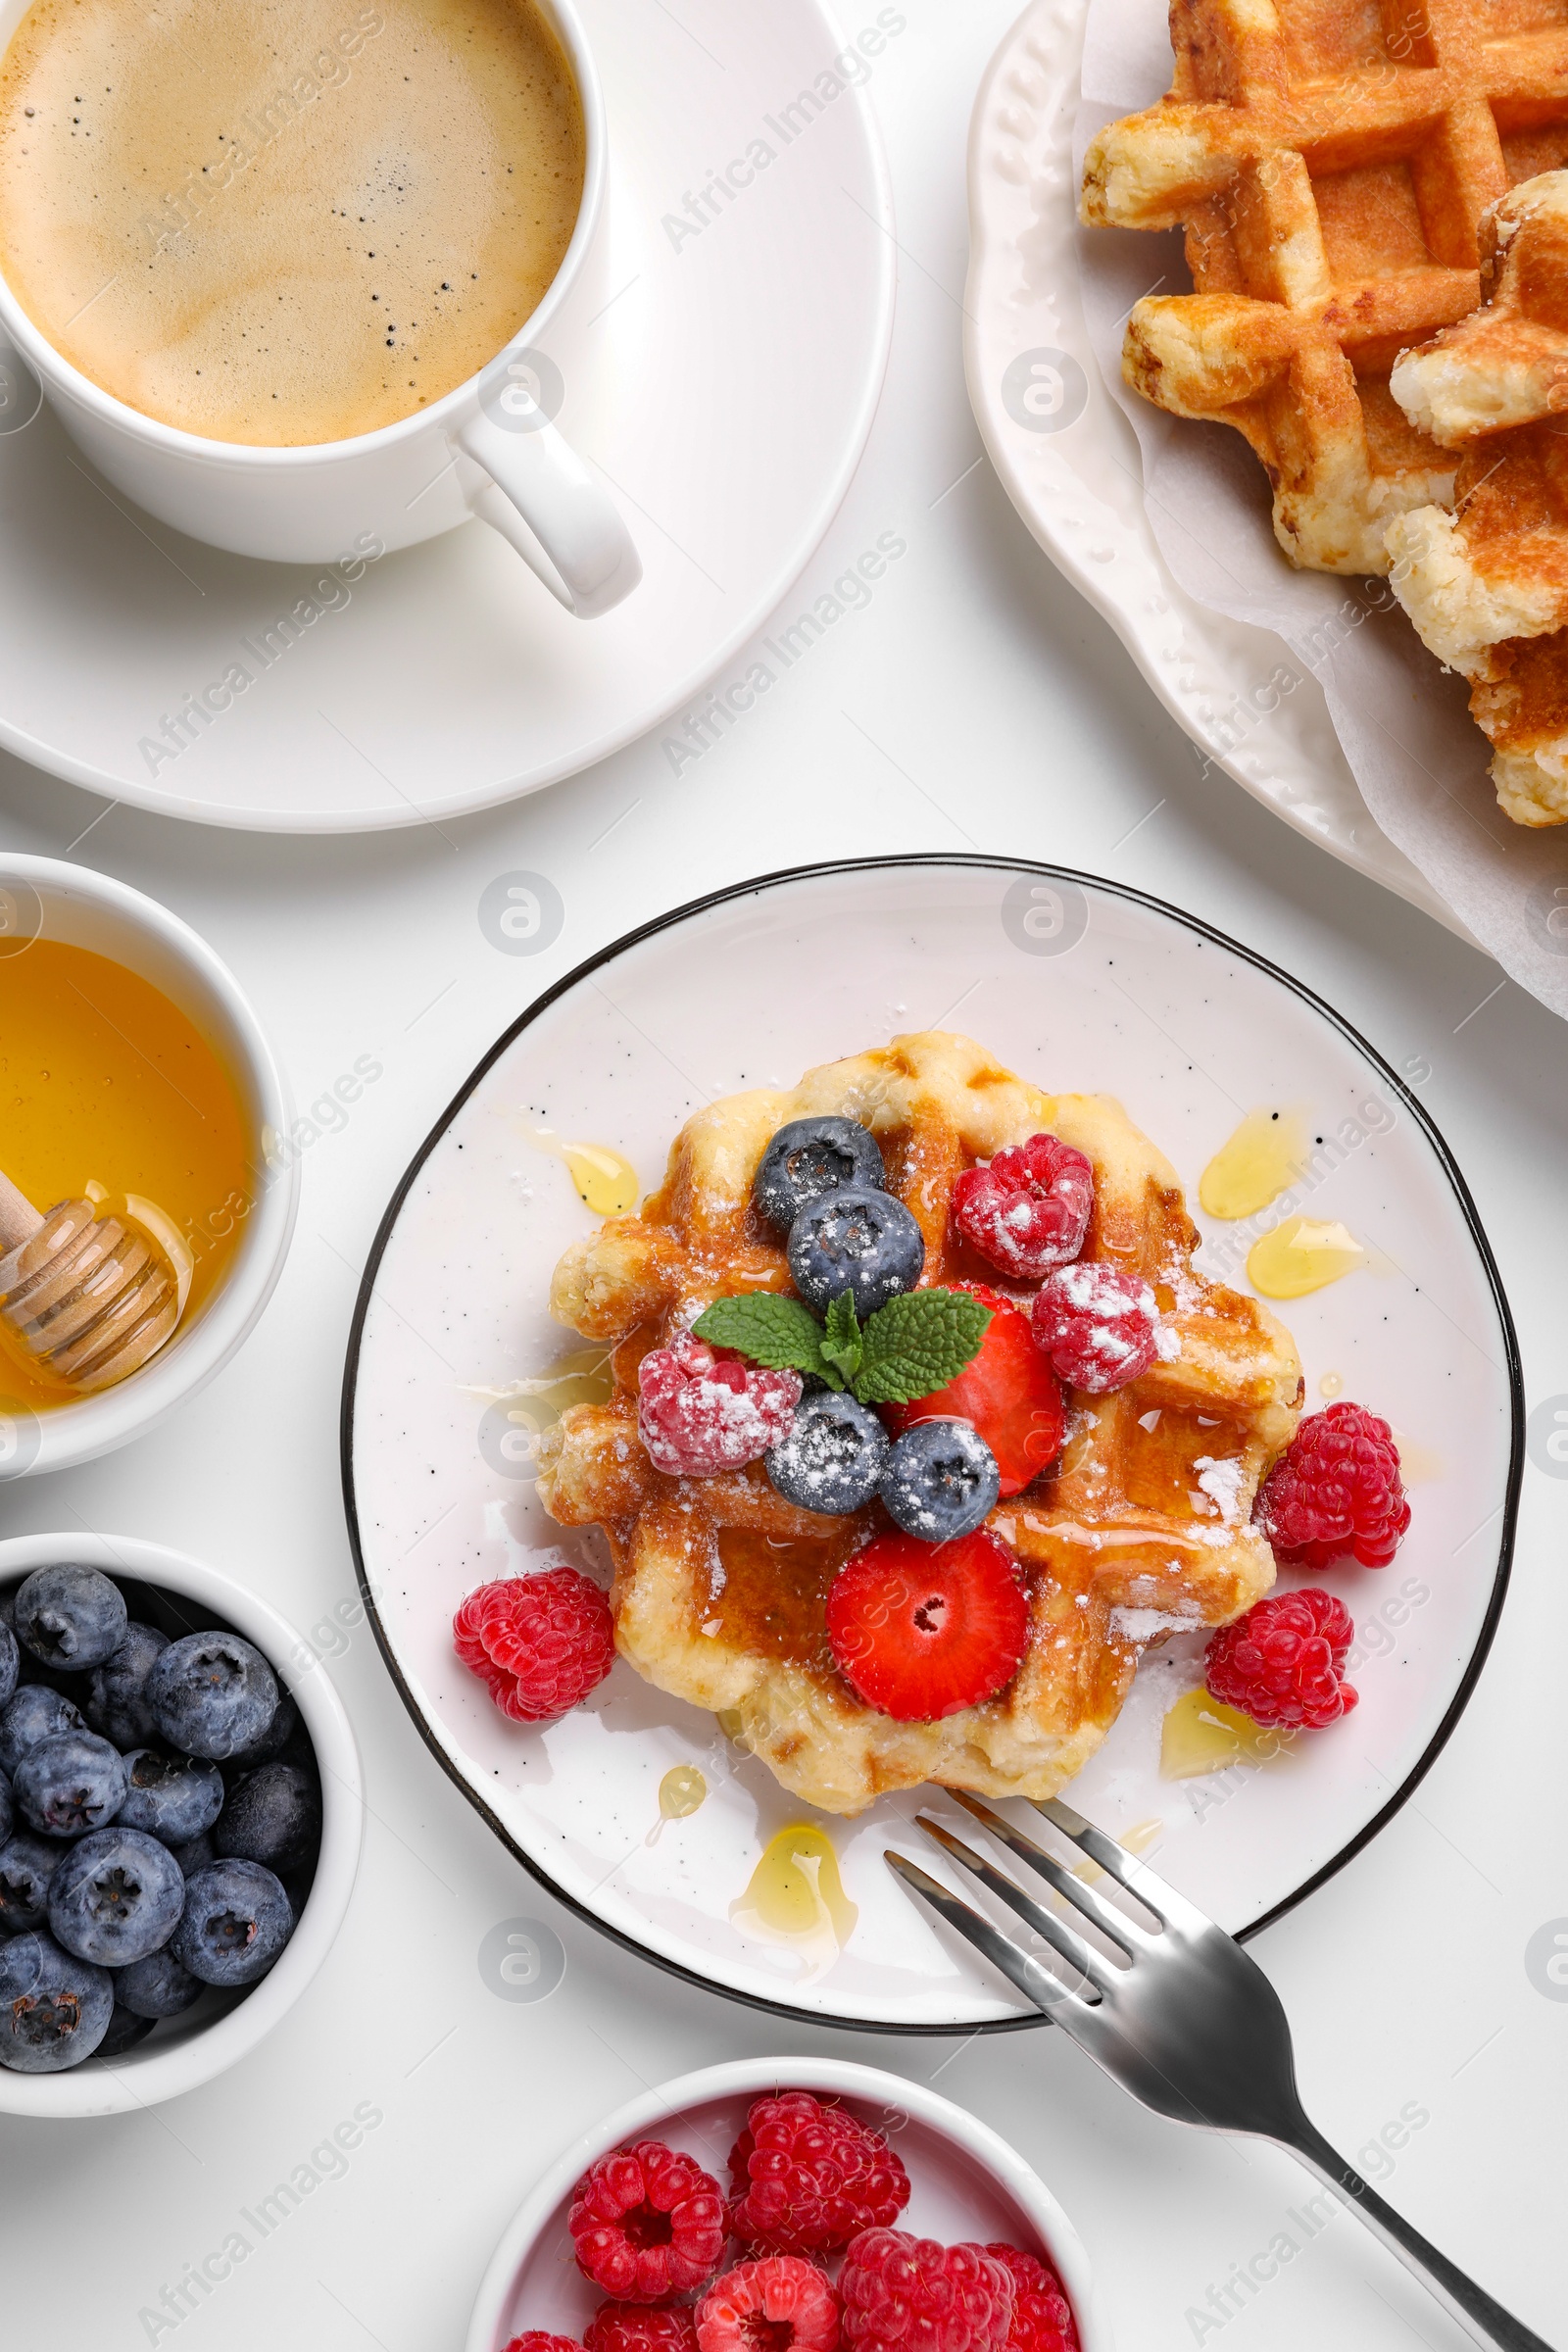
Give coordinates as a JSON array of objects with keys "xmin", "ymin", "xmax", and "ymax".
[
  {"xmin": 1319, "ymin": 1370, "xmax": 1344, "ymax": 1397},
  {"xmin": 659, "ymin": 1765, "xmax": 707, "ymax": 1820},
  {"xmin": 527, "ymin": 1127, "xmax": 639, "ymax": 1214},
  {"xmin": 730, "ymin": 1824, "xmax": 858, "ymax": 1980},
  {"xmin": 1160, "ymin": 1687, "xmax": 1298, "ymax": 1779},
  {"xmin": 1199, "ymin": 1109, "xmax": 1304, "ymax": 1220},
  {"xmin": 1247, "ymin": 1214, "xmax": 1363, "ymax": 1299},
  {"xmin": 1070, "ymin": 1813, "xmax": 1164, "ymax": 1886}
]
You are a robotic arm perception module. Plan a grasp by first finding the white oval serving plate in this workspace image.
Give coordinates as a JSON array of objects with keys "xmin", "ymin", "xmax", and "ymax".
[{"xmin": 343, "ymin": 858, "xmax": 1520, "ymax": 2030}]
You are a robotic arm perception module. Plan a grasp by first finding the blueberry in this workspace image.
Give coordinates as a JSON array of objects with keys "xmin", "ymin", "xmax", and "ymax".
[
  {"xmin": 221, "ymin": 1690, "xmax": 302, "ymax": 1777},
  {"xmin": 97, "ymin": 2002, "xmax": 157, "ymax": 2057},
  {"xmin": 15, "ymin": 1732, "xmax": 127, "ymax": 1838},
  {"xmin": 879, "ymin": 1419, "xmax": 1001, "ymax": 1543},
  {"xmin": 0, "ymin": 1833, "xmax": 61, "ymax": 1931},
  {"xmin": 787, "ymin": 1186, "xmax": 925, "ymax": 1318},
  {"xmin": 14, "ymin": 1564, "xmax": 127, "ymax": 1672},
  {"xmin": 172, "ymin": 1859, "xmax": 294, "ymax": 1987},
  {"xmin": 213, "ymin": 1763, "xmax": 320, "ymax": 1874},
  {"xmin": 85, "ymin": 1623, "xmax": 170, "ymax": 1749},
  {"xmin": 146, "ymin": 1632, "xmax": 278, "ymax": 1761},
  {"xmin": 116, "ymin": 1943, "xmax": 202, "ymax": 2019},
  {"xmin": 0, "ymin": 1686, "xmax": 86, "ymax": 1776},
  {"xmin": 0, "ymin": 1620, "xmax": 17, "ymax": 1710},
  {"xmin": 754, "ymin": 1116, "xmax": 886, "ymax": 1232},
  {"xmin": 48, "ymin": 1827, "xmax": 185, "ymax": 1965},
  {"xmin": 0, "ymin": 1930, "xmax": 113, "ymax": 2070},
  {"xmin": 118, "ymin": 1748, "xmax": 223, "ymax": 1845},
  {"xmin": 169, "ymin": 1829, "xmax": 215, "ymax": 1879},
  {"xmin": 766, "ymin": 1391, "xmax": 888, "ymax": 1515},
  {"xmin": 0, "ymin": 1768, "xmax": 10, "ymax": 1846}
]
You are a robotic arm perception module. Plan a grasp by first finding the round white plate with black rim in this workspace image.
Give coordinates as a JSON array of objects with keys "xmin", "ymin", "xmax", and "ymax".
[
  {"xmin": 342, "ymin": 857, "xmax": 1521, "ymax": 2030},
  {"xmin": 0, "ymin": 0, "xmax": 894, "ymax": 832}
]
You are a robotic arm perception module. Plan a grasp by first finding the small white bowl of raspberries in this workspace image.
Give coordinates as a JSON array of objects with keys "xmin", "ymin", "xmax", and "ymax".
[{"xmin": 465, "ymin": 2058, "xmax": 1112, "ymax": 2352}]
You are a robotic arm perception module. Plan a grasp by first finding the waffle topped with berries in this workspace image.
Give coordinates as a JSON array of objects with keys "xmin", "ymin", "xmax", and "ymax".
[
  {"xmin": 1080, "ymin": 0, "xmax": 1568, "ymax": 572},
  {"xmin": 536, "ymin": 1032, "xmax": 1302, "ymax": 1815}
]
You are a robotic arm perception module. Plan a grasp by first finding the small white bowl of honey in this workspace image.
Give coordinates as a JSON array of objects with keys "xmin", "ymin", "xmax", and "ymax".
[{"xmin": 0, "ymin": 856, "xmax": 297, "ymax": 1475}]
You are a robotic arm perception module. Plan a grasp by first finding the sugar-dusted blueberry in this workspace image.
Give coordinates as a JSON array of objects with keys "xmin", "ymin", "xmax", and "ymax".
[
  {"xmin": 754, "ymin": 1116, "xmax": 886, "ymax": 1233},
  {"xmin": 14, "ymin": 1564, "xmax": 127, "ymax": 1673},
  {"xmin": 213, "ymin": 1763, "xmax": 320, "ymax": 1875},
  {"xmin": 172, "ymin": 1859, "xmax": 294, "ymax": 1987},
  {"xmin": 118, "ymin": 1748, "xmax": 224, "ymax": 1846},
  {"xmin": 766, "ymin": 1391, "xmax": 888, "ymax": 1516},
  {"xmin": 0, "ymin": 1685, "xmax": 85, "ymax": 1777},
  {"xmin": 116, "ymin": 1942, "xmax": 202, "ymax": 2020},
  {"xmin": 0, "ymin": 1832, "xmax": 61, "ymax": 1932},
  {"xmin": 787, "ymin": 1186, "xmax": 924, "ymax": 1319},
  {"xmin": 97, "ymin": 2003, "xmax": 157, "ymax": 2057},
  {"xmin": 879, "ymin": 1419, "xmax": 1002, "ymax": 1543},
  {"xmin": 15, "ymin": 1731, "xmax": 127, "ymax": 1838},
  {"xmin": 0, "ymin": 1930, "xmax": 114, "ymax": 2071},
  {"xmin": 49, "ymin": 1827, "xmax": 185, "ymax": 1966},
  {"xmin": 85, "ymin": 1623, "xmax": 171, "ymax": 1750},
  {"xmin": 146, "ymin": 1632, "xmax": 278, "ymax": 1761},
  {"xmin": 0, "ymin": 1619, "xmax": 17, "ymax": 1710}
]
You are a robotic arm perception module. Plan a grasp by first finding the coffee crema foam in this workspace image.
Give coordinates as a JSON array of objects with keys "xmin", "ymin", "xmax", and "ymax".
[{"xmin": 0, "ymin": 0, "xmax": 584, "ymax": 444}]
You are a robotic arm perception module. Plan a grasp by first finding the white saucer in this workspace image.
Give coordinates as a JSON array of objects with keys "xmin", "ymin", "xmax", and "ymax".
[
  {"xmin": 343, "ymin": 858, "xmax": 1521, "ymax": 2032},
  {"xmin": 963, "ymin": 0, "xmax": 1474, "ymax": 946},
  {"xmin": 0, "ymin": 0, "xmax": 893, "ymax": 832}
]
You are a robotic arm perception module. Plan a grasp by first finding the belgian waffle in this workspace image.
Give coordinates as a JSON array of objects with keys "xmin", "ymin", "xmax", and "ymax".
[
  {"xmin": 536, "ymin": 1033, "xmax": 1302, "ymax": 1817},
  {"xmin": 1080, "ymin": 0, "xmax": 1568, "ymax": 572},
  {"xmin": 1385, "ymin": 172, "xmax": 1568, "ymax": 823}
]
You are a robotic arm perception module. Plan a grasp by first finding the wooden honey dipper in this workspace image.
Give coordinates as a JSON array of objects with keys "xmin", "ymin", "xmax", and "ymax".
[{"xmin": 0, "ymin": 1170, "xmax": 181, "ymax": 1393}]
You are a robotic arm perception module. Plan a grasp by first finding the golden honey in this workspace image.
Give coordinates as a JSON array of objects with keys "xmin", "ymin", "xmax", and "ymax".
[
  {"xmin": 1199, "ymin": 1109, "xmax": 1305, "ymax": 1219},
  {"xmin": 658, "ymin": 1765, "xmax": 708, "ymax": 1820},
  {"xmin": 730, "ymin": 1824, "xmax": 858, "ymax": 1973},
  {"xmin": 0, "ymin": 939, "xmax": 252, "ymax": 1409},
  {"xmin": 527, "ymin": 1129, "xmax": 640, "ymax": 1214},
  {"xmin": 1160, "ymin": 1687, "xmax": 1298, "ymax": 1778},
  {"xmin": 1247, "ymin": 1214, "xmax": 1364, "ymax": 1299}
]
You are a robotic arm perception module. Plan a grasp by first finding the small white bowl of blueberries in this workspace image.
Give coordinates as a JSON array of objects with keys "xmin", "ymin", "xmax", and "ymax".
[{"xmin": 0, "ymin": 1533, "xmax": 363, "ymax": 2116}]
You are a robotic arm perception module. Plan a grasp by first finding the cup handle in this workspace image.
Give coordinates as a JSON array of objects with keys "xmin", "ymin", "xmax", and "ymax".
[{"xmin": 456, "ymin": 408, "xmax": 641, "ymax": 618}]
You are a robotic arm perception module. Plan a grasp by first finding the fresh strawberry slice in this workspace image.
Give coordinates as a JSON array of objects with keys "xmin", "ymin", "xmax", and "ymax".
[
  {"xmin": 825, "ymin": 1528, "xmax": 1029, "ymax": 1720},
  {"xmin": 882, "ymin": 1283, "xmax": 1064, "ymax": 1495}
]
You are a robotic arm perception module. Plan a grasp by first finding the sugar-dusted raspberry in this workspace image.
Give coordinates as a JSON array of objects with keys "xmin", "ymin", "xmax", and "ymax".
[
  {"xmin": 728, "ymin": 2091, "xmax": 910, "ymax": 2254},
  {"xmin": 1256, "ymin": 1402, "xmax": 1410, "ymax": 1568},
  {"xmin": 697, "ymin": 2257, "xmax": 841, "ymax": 2352},
  {"xmin": 1030, "ymin": 1261, "xmax": 1158, "ymax": 1393},
  {"xmin": 453, "ymin": 1569, "xmax": 613, "ymax": 1722},
  {"xmin": 587, "ymin": 2307, "xmax": 700, "ymax": 2352},
  {"xmin": 1205, "ymin": 1589, "xmax": 1357, "ymax": 1730},
  {"xmin": 952, "ymin": 1136, "xmax": 1095, "ymax": 1282},
  {"xmin": 841, "ymin": 2231, "xmax": 1014, "ymax": 2352},
  {"xmin": 985, "ymin": 2245, "xmax": 1080, "ymax": 2352},
  {"xmin": 506, "ymin": 2335, "xmax": 583, "ymax": 2352},
  {"xmin": 638, "ymin": 1336, "xmax": 803, "ymax": 1479},
  {"xmin": 570, "ymin": 2141, "xmax": 727, "ymax": 2303}
]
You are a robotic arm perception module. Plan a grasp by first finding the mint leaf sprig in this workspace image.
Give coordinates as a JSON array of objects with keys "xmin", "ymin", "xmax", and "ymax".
[{"xmin": 692, "ymin": 1286, "xmax": 991, "ymax": 1406}]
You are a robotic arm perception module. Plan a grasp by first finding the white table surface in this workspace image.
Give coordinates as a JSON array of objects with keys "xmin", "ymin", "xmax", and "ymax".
[{"xmin": 2, "ymin": 5, "xmax": 1565, "ymax": 2347}]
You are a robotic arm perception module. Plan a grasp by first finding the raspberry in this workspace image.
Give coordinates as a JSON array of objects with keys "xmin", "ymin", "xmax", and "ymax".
[
  {"xmin": 639, "ymin": 1336, "xmax": 803, "ymax": 1478},
  {"xmin": 841, "ymin": 2230, "xmax": 1014, "ymax": 2352},
  {"xmin": 587, "ymin": 2309, "xmax": 700, "ymax": 2352},
  {"xmin": 1205, "ymin": 1589, "xmax": 1358, "ymax": 1729},
  {"xmin": 826, "ymin": 1530, "xmax": 1029, "ymax": 1722},
  {"xmin": 506, "ymin": 2336, "xmax": 583, "ymax": 2352},
  {"xmin": 1256, "ymin": 1402, "xmax": 1410, "ymax": 1568},
  {"xmin": 985, "ymin": 2246, "xmax": 1079, "ymax": 2352},
  {"xmin": 452, "ymin": 1569, "xmax": 613, "ymax": 1722},
  {"xmin": 697, "ymin": 2257, "xmax": 841, "ymax": 2352},
  {"xmin": 1030, "ymin": 1262, "xmax": 1158, "ymax": 1393},
  {"xmin": 883, "ymin": 1285, "xmax": 1064, "ymax": 1498},
  {"xmin": 569, "ymin": 2142, "xmax": 728, "ymax": 2302},
  {"xmin": 728, "ymin": 2091, "xmax": 910, "ymax": 2253},
  {"xmin": 952, "ymin": 1136, "xmax": 1095, "ymax": 1282}
]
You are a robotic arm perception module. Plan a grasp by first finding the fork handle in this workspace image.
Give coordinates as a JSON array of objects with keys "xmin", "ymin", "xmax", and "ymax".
[{"xmin": 1279, "ymin": 2116, "xmax": 1555, "ymax": 2350}]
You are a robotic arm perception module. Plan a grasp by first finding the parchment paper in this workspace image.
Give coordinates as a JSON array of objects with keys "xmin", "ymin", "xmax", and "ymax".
[{"xmin": 1074, "ymin": 0, "xmax": 1568, "ymax": 1017}]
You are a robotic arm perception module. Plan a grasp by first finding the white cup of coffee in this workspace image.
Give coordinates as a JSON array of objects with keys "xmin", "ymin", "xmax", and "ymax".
[{"xmin": 0, "ymin": 0, "xmax": 640, "ymax": 618}]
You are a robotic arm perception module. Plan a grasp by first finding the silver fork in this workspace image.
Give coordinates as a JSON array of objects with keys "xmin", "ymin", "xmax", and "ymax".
[{"xmin": 888, "ymin": 1794, "xmax": 1554, "ymax": 2352}]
